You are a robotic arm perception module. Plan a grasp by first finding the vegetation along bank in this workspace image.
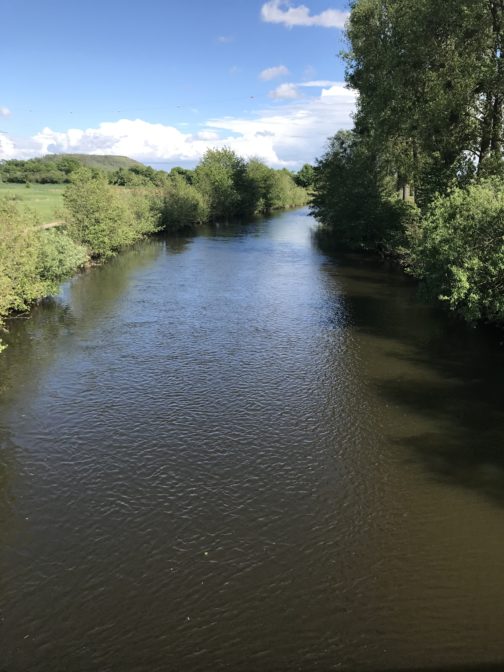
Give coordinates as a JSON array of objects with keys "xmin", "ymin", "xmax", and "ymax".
[
  {"xmin": 0, "ymin": 149, "xmax": 310, "ymax": 351},
  {"xmin": 311, "ymin": 0, "xmax": 504, "ymax": 327}
]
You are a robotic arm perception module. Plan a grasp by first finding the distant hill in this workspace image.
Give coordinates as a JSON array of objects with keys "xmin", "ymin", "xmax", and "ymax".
[{"xmin": 43, "ymin": 154, "xmax": 145, "ymax": 171}]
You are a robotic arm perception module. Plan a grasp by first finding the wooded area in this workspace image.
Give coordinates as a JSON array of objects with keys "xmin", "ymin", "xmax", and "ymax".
[{"xmin": 311, "ymin": 0, "xmax": 504, "ymax": 325}]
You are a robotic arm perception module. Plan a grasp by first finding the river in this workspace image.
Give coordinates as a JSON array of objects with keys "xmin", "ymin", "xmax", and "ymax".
[{"xmin": 1, "ymin": 208, "xmax": 504, "ymax": 671}]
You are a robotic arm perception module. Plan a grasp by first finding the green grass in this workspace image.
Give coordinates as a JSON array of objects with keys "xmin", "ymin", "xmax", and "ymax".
[{"xmin": 0, "ymin": 183, "xmax": 65, "ymax": 224}]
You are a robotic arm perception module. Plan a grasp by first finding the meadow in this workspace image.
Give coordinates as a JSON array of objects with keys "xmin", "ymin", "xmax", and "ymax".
[{"xmin": 0, "ymin": 183, "xmax": 65, "ymax": 224}]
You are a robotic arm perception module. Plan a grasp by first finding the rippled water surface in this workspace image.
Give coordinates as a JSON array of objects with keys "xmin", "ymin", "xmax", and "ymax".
[{"xmin": 1, "ymin": 209, "xmax": 504, "ymax": 671}]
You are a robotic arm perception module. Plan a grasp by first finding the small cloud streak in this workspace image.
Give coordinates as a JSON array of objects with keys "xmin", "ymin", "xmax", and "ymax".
[
  {"xmin": 216, "ymin": 35, "xmax": 234, "ymax": 43},
  {"xmin": 300, "ymin": 80, "xmax": 339, "ymax": 88},
  {"xmin": 268, "ymin": 83, "xmax": 301, "ymax": 99},
  {"xmin": 259, "ymin": 64, "xmax": 290, "ymax": 81},
  {"xmin": 261, "ymin": 0, "xmax": 348, "ymax": 28},
  {"xmin": 0, "ymin": 106, "xmax": 11, "ymax": 118}
]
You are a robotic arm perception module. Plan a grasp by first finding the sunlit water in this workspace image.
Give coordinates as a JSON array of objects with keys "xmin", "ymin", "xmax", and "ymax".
[{"xmin": 1, "ymin": 209, "xmax": 504, "ymax": 671}]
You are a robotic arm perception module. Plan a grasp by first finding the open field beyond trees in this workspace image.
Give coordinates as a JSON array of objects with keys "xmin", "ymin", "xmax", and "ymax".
[{"xmin": 0, "ymin": 183, "xmax": 65, "ymax": 224}]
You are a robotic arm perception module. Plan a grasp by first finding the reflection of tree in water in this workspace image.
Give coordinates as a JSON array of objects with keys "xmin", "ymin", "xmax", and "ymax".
[
  {"xmin": 164, "ymin": 235, "xmax": 193, "ymax": 255},
  {"xmin": 67, "ymin": 239, "xmax": 163, "ymax": 322},
  {"xmin": 0, "ymin": 239, "xmax": 164, "ymax": 403},
  {"xmin": 322, "ymin": 253, "xmax": 504, "ymax": 508},
  {"xmin": 0, "ymin": 430, "xmax": 17, "ymax": 559},
  {"xmin": 0, "ymin": 301, "xmax": 76, "ymax": 402}
]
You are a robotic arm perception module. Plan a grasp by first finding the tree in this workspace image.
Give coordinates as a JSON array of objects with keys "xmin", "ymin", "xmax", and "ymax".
[
  {"xmin": 406, "ymin": 179, "xmax": 504, "ymax": 322},
  {"xmin": 194, "ymin": 148, "xmax": 249, "ymax": 221},
  {"xmin": 64, "ymin": 168, "xmax": 158, "ymax": 258},
  {"xmin": 295, "ymin": 164, "xmax": 315, "ymax": 189},
  {"xmin": 161, "ymin": 173, "xmax": 209, "ymax": 231},
  {"xmin": 346, "ymin": 0, "xmax": 503, "ymax": 203}
]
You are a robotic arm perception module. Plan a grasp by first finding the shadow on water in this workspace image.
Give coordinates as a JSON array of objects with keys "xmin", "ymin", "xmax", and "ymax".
[
  {"xmin": 322, "ymin": 252, "xmax": 504, "ymax": 508},
  {"xmin": 163, "ymin": 234, "xmax": 194, "ymax": 255}
]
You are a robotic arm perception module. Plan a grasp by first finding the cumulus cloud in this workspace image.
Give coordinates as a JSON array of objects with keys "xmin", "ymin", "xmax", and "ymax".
[
  {"xmin": 0, "ymin": 84, "xmax": 356, "ymax": 168},
  {"xmin": 0, "ymin": 106, "xmax": 11, "ymax": 118},
  {"xmin": 268, "ymin": 83, "xmax": 301, "ymax": 99},
  {"xmin": 259, "ymin": 64, "xmax": 290, "ymax": 81},
  {"xmin": 261, "ymin": 0, "xmax": 349, "ymax": 28}
]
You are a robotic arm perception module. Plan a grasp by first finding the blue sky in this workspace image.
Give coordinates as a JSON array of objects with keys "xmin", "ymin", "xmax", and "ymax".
[{"xmin": 0, "ymin": 0, "xmax": 355, "ymax": 168}]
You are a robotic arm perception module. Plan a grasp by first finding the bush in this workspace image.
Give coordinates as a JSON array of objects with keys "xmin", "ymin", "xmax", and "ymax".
[
  {"xmin": 37, "ymin": 229, "xmax": 89, "ymax": 286},
  {"xmin": 64, "ymin": 168, "xmax": 159, "ymax": 258},
  {"xmin": 194, "ymin": 148, "xmax": 248, "ymax": 221},
  {"xmin": 0, "ymin": 199, "xmax": 88, "ymax": 350},
  {"xmin": 161, "ymin": 174, "xmax": 209, "ymax": 231},
  {"xmin": 406, "ymin": 179, "xmax": 504, "ymax": 323}
]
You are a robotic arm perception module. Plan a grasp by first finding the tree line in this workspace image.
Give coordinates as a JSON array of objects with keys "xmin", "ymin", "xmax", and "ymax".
[
  {"xmin": 0, "ymin": 149, "xmax": 310, "ymax": 351},
  {"xmin": 311, "ymin": 0, "xmax": 504, "ymax": 325}
]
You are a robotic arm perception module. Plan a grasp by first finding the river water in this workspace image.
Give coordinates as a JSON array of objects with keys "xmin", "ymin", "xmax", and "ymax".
[{"xmin": 1, "ymin": 208, "xmax": 504, "ymax": 671}]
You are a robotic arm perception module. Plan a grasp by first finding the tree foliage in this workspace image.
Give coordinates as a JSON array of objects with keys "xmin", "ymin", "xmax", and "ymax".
[
  {"xmin": 161, "ymin": 174, "xmax": 210, "ymax": 231},
  {"xmin": 64, "ymin": 168, "xmax": 159, "ymax": 258},
  {"xmin": 0, "ymin": 198, "xmax": 88, "ymax": 351},
  {"xmin": 406, "ymin": 180, "xmax": 504, "ymax": 322},
  {"xmin": 312, "ymin": 0, "xmax": 504, "ymax": 324}
]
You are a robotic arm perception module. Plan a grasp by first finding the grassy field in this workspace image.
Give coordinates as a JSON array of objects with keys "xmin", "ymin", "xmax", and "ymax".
[{"xmin": 0, "ymin": 183, "xmax": 65, "ymax": 224}]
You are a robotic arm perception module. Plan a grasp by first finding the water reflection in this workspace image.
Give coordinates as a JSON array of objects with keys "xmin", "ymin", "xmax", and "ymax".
[{"xmin": 323, "ymin": 253, "xmax": 504, "ymax": 507}]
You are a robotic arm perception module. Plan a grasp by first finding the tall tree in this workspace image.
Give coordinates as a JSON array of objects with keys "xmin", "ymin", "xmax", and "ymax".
[{"xmin": 346, "ymin": 0, "xmax": 503, "ymax": 202}]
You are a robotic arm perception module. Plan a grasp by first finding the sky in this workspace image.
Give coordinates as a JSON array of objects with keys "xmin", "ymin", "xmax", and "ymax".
[{"xmin": 0, "ymin": 0, "xmax": 356, "ymax": 169}]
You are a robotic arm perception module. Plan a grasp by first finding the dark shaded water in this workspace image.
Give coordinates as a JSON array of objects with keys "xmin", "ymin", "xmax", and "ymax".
[{"xmin": 1, "ymin": 209, "xmax": 504, "ymax": 672}]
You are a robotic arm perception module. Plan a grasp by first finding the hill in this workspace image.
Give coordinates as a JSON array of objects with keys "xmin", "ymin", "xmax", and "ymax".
[{"xmin": 43, "ymin": 154, "xmax": 145, "ymax": 171}]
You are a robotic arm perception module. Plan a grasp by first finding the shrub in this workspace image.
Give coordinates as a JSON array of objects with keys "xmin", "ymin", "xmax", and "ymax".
[
  {"xmin": 161, "ymin": 174, "xmax": 210, "ymax": 231},
  {"xmin": 406, "ymin": 179, "xmax": 504, "ymax": 323},
  {"xmin": 64, "ymin": 168, "xmax": 159, "ymax": 258}
]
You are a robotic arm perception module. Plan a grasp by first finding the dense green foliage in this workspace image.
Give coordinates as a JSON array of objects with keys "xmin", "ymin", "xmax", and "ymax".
[
  {"xmin": 312, "ymin": 0, "xmax": 504, "ymax": 324},
  {"xmin": 0, "ymin": 198, "xmax": 88, "ymax": 351},
  {"xmin": 64, "ymin": 169, "xmax": 160, "ymax": 259},
  {"xmin": 165, "ymin": 149, "xmax": 308, "ymax": 229},
  {"xmin": 0, "ymin": 156, "xmax": 81, "ymax": 184},
  {"xmin": 194, "ymin": 148, "xmax": 254, "ymax": 221},
  {"xmin": 406, "ymin": 180, "xmax": 504, "ymax": 323},
  {"xmin": 294, "ymin": 164, "xmax": 315, "ymax": 190},
  {"xmin": 109, "ymin": 164, "xmax": 169, "ymax": 187},
  {"xmin": 160, "ymin": 173, "xmax": 209, "ymax": 231}
]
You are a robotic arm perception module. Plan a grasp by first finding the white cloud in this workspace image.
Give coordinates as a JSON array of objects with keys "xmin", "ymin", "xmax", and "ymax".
[
  {"xmin": 320, "ymin": 83, "xmax": 351, "ymax": 98},
  {"xmin": 0, "ymin": 84, "xmax": 357, "ymax": 168},
  {"xmin": 216, "ymin": 35, "xmax": 234, "ymax": 44},
  {"xmin": 259, "ymin": 64, "xmax": 290, "ymax": 81},
  {"xmin": 0, "ymin": 106, "xmax": 11, "ymax": 118},
  {"xmin": 261, "ymin": 0, "xmax": 349, "ymax": 28},
  {"xmin": 300, "ymin": 80, "xmax": 338, "ymax": 88},
  {"xmin": 268, "ymin": 83, "xmax": 301, "ymax": 99},
  {"xmin": 0, "ymin": 133, "xmax": 16, "ymax": 159},
  {"xmin": 195, "ymin": 130, "xmax": 220, "ymax": 141}
]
